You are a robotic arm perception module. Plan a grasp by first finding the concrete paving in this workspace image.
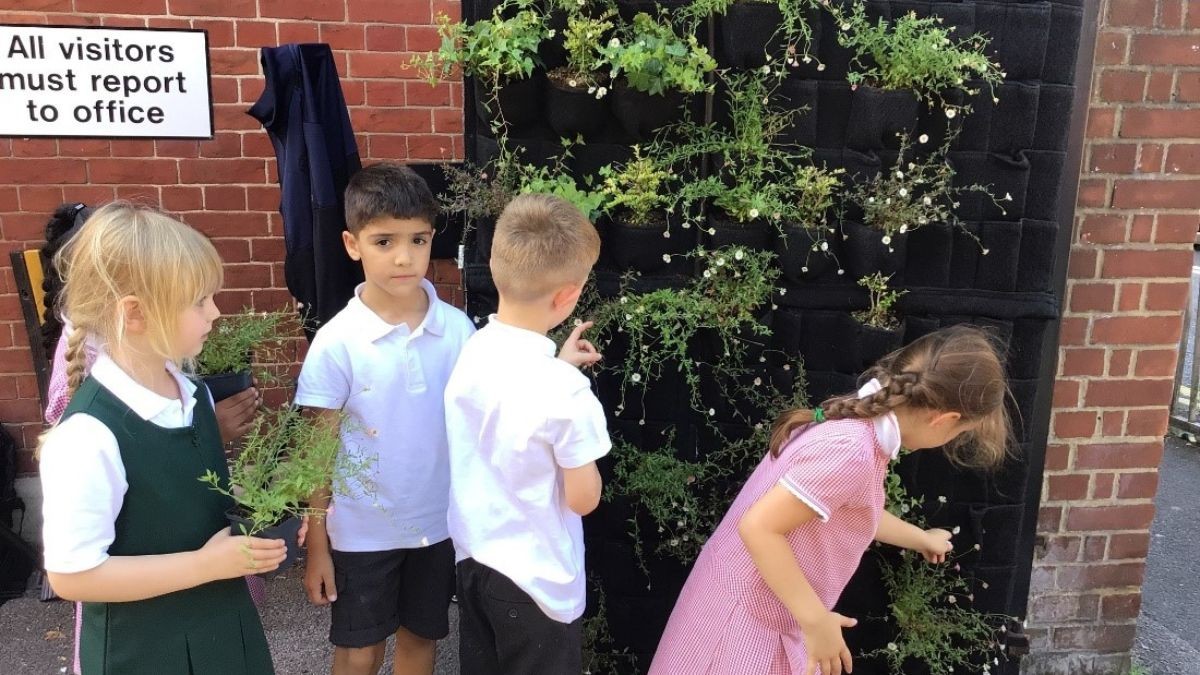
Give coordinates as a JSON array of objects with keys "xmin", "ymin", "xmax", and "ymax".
[
  {"xmin": 1133, "ymin": 437, "xmax": 1200, "ymax": 675},
  {"xmin": 0, "ymin": 561, "xmax": 460, "ymax": 674}
]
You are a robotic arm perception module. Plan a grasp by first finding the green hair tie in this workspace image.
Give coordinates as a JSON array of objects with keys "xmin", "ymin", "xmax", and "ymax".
[{"xmin": 813, "ymin": 408, "xmax": 826, "ymax": 423}]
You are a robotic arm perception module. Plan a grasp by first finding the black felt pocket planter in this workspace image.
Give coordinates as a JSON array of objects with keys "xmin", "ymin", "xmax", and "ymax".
[
  {"xmin": 857, "ymin": 321, "xmax": 905, "ymax": 369},
  {"xmin": 776, "ymin": 78, "xmax": 819, "ymax": 147},
  {"xmin": 975, "ymin": 0, "xmax": 1052, "ymax": 82},
  {"xmin": 544, "ymin": 75, "xmax": 610, "ymax": 139},
  {"xmin": 903, "ymin": 222, "xmax": 953, "ymax": 288},
  {"xmin": 841, "ymin": 220, "xmax": 907, "ymax": 282},
  {"xmin": 703, "ymin": 211, "xmax": 775, "ymax": 252},
  {"xmin": 717, "ymin": 1, "xmax": 786, "ymax": 69},
  {"xmin": 776, "ymin": 223, "xmax": 841, "ymax": 283},
  {"xmin": 474, "ymin": 76, "xmax": 542, "ymax": 130},
  {"xmin": 609, "ymin": 81, "xmax": 696, "ymax": 141},
  {"xmin": 845, "ymin": 85, "xmax": 920, "ymax": 151},
  {"xmin": 602, "ymin": 213, "xmax": 694, "ymax": 275}
]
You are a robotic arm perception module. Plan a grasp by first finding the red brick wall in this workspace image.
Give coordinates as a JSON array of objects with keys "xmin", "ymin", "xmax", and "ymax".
[
  {"xmin": 1025, "ymin": 1, "xmax": 1199, "ymax": 672},
  {"xmin": 0, "ymin": 0, "xmax": 465, "ymax": 474}
]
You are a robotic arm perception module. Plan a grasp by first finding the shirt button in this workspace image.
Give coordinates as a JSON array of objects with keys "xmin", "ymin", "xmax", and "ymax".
[{"xmin": 508, "ymin": 609, "xmax": 518, "ymax": 619}]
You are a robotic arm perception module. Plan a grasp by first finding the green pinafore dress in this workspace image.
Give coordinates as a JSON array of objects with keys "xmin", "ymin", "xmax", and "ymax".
[{"xmin": 61, "ymin": 376, "xmax": 275, "ymax": 675}]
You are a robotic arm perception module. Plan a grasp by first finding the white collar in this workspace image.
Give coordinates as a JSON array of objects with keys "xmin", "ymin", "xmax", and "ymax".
[
  {"xmin": 347, "ymin": 279, "xmax": 445, "ymax": 343},
  {"xmin": 485, "ymin": 314, "xmax": 556, "ymax": 357},
  {"xmin": 90, "ymin": 353, "xmax": 198, "ymax": 421},
  {"xmin": 857, "ymin": 378, "xmax": 902, "ymax": 460}
]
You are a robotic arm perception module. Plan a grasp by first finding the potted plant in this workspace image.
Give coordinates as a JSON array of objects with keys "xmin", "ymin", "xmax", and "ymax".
[
  {"xmin": 410, "ymin": 1, "xmax": 549, "ymax": 131},
  {"xmin": 439, "ymin": 140, "xmax": 524, "ymax": 266},
  {"xmin": 852, "ymin": 272, "xmax": 906, "ymax": 367},
  {"xmin": 195, "ymin": 307, "xmax": 294, "ymax": 402},
  {"xmin": 597, "ymin": 146, "xmax": 691, "ymax": 274},
  {"xmin": 545, "ymin": 9, "xmax": 616, "ymax": 138},
  {"xmin": 598, "ymin": 12, "xmax": 716, "ymax": 139},
  {"xmin": 842, "ymin": 132, "xmax": 1007, "ymax": 281},
  {"xmin": 199, "ymin": 405, "xmax": 375, "ymax": 574},
  {"xmin": 827, "ymin": 3, "xmax": 1004, "ymax": 149},
  {"xmin": 775, "ymin": 164, "xmax": 843, "ymax": 283}
]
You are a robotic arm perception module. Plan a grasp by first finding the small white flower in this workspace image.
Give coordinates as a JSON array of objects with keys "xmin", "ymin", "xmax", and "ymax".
[
  {"xmin": 748, "ymin": 208, "xmax": 760, "ymax": 219},
  {"xmin": 703, "ymin": 269, "xmax": 712, "ymax": 278},
  {"xmin": 917, "ymin": 217, "xmax": 927, "ymax": 225},
  {"xmin": 918, "ymin": 134, "xmax": 929, "ymax": 144},
  {"xmin": 708, "ymin": 408, "xmax": 716, "ymax": 416},
  {"xmin": 820, "ymin": 241, "xmax": 829, "ymax": 251},
  {"xmin": 620, "ymin": 296, "xmax": 628, "ymax": 304},
  {"xmin": 631, "ymin": 373, "xmax": 642, "ymax": 383},
  {"xmin": 708, "ymin": 227, "xmax": 717, "ymax": 235},
  {"xmin": 762, "ymin": 97, "xmax": 769, "ymax": 105},
  {"xmin": 899, "ymin": 224, "xmax": 908, "ymax": 234},
  {"xmin": 716, "ymin": 257, "xmax": 726, "ymax": 266},
  {"xmin": 663, "ymin": 230, "xmax": 671, "ymax": 238},
  {"xmin": 801, "ymin": 266, "xmax": 810, "ymax": 272},
  {"xmin": 887, "ymin": 642, "xmax": 898, "ymax": 652},
  {"xmin": 761, "ymin": 65, "xmax": 771, "ymax": 75},
  {"xmin": 923, "ymin": 196, "xmax": 932, "ymax": 206},
  {"xmin": 982, "ymin": 248, "xmax": 990, "ymax": 255},
  {"xmin": 938, "ymin": 495, "xmax": 947, "ymax": 503},
  {"xmin": 948, "ymin": 595, "xmax": 958, "ymax": 604},
  {"xmin": 881, "ymin": 235, "xmax": 892, "ymax": 245},
  {"xmin": 734, "ymin": 249, "xmax": 744, "ymax": 260},
  {"xmin": 803, "ymin": 55, "xmax": 812, "ymax": 64},
  {"xmin": 817, "ymin": 64, "xmax": 826, "ymax": 72},
  {"xmin": 779, "ymin": 288, "xmax": 787, "ymax": 296},
  {"xmin": 624, "ymin": 313, "xmax": 632, "ymax": 320},
  {"xmin": 1004, "ymin": 192, "xmax": 1013, "ymax": 201},
  {"xmin": 608, "ymin": 37, "xmax": 620, "ymax": 48},
  {"xmin": 896, "ymin": 170, "xmax": 905, "ymax": 178},
  {"xmin": 952, "ymin": 526, "xmax": 961, "ymax": 535},
  {"xmin": 753, "ymin": 377, "xmax": 762, "ymax": 386},
  {"xmin": 783, "ymin": 364, "xmax": 791, "ymax": 371},
  {"xmin": 993, "ymin": 97, "xmax": 1000, "ymax": 104},
  {"xmin": 596, "ymin": 86, "xmax": 607, "ymax": 99},
  {"xmin": 837, "ymin": 268, "xmax": 845, "ymax": 275},
  {"xmin": 568, "ymin": 79, "xmax": 578, "ymax": 88},
  {"xmin": 899, "ymin": 188, "xmax": 908, "ymax": 197},
  {"xmin": 548, "ymin": 29, "xmax": 557, "ymax": 37},
  {"xmin": 868, "ymin": 197, "xmax": 876, "ymax": 203},
  {"xmin": 982, "ymin": 581, "xmax": 990, "ymax": 589},
  {"xmin": 840, "ymin": 22, "xmax": 851, "ymax": 31},
  {"xmin": 574, "ymin": 318, "xmax": 583, "ymax": 327},
  {"xmin": 974, "ymin": 543, "xmax": 982, "ymax": 551},
  {"xmin": 588, "ymin": 86, "xmax": 596, "ymax": 94},
  {"xmin": 945, "ymin": 109, "xmax": 957, "ymax": 119}
]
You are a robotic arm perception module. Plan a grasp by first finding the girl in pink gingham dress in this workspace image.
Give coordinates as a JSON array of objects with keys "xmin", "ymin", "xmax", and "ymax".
[{"xmin": 650, "ymin": 325, "xmax": 1013, "ymax": 675}]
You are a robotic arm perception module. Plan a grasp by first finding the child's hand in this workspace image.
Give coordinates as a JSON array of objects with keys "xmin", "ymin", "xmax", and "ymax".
[
  {"xmin": 918, "ymin": 528, "xmax": 953, "ymax": 563},
  {"xmin": 558, "ymin": 321, "xmax": 603, "ymax": 369},
  {"xmin": 200, "ymin": 528, "xmax": 286, "ymax": 580},
  {"xmin": 304, "ymin": 547, "xmax": 338, "ymax": 606},
  {"xmin": 801, "ymin": 611, "xmax": 857, "ymax": 675},
  {"xmin": 297, "ymin": 516, "xmax": 309, "ymax": 547},
  {"xmin": 214, "ymin": 386, "xmax": 260, "ymax": 446}
]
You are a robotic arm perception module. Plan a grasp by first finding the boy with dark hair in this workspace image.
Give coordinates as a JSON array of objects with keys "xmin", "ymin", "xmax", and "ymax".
[{"xmin": 298, "ymin": 162, "xmax": 475, "ymax": 675}]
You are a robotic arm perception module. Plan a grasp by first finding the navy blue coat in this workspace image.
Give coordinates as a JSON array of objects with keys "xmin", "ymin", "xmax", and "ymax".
[{"xmin": 248, "ymin": 44, "xmax": 362, "ymax": 337}]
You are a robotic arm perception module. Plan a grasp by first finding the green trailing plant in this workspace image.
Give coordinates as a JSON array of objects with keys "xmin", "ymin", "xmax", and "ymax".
[
  {"xmin": 846, "ymin": 132, "xmax": 1009, "ymax": 244},
  {"xmin": 597, "ymin": 146, "xmax": 675, "ymax": 226},
  {"xmin": 410, "ymin": 1, "xmax": 548, "ymax": 129},
  {"xmin": 853, "ymin": 273, "xmax": 906, "ymax": 330},
  {"xmin": 582, "ymin": 573, "xmax": 637, "ymax": 674},
  {"xmin": 681, "ymin": 0, "xmax": 820, "ymax": 65},
  {"xmin": 597, "ymin": 12, "xmax": 717, "ymax": 95},
  {"xmin": 657, "ymin": 71, "xmax": 815, "ymax": 228},
  {"xmin": 869, "ymin": 468, "xmax": 1012, "ymax": 675},
  {"xmin": 826, "ymin": 3, "xmax": 1004, "ymax": 111},
  {"xmin": 520, "ymin": 168, "xmax": 607, "ymax": 222},
  {"xmin": 551, "ymin": 9, "xmax": 617, "ymax": 92},
  {"xmin": 199, "ymin": 405, "xmax": 376, "ymax": 535},
  {"xmin": 195, "ymin": 307, "xmax": 295, "ymax": 382},
  {"xmin": 588, "ymin": 247, "xmax": 779, "ymax": 413}
]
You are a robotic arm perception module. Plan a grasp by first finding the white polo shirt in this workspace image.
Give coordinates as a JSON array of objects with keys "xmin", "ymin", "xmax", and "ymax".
[
  {"xmin": 295, "ymin": 280, "xmax": 475, "ymax": 552},
  {"xmin": 445, "ymin": 316, "xmax": 611, "ymax": 623},
  {"xmin": 40, "ymin": 354, "xmax": 203, "ymax": 573}
]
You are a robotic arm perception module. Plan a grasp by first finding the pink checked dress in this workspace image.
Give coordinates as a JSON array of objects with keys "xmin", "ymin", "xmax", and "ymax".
[{"xmin": 649, "ymin": 381, "xmax": 900, "ymax": 675}]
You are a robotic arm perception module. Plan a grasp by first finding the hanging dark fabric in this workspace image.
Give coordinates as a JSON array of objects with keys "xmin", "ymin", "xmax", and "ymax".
[{"xmin": 248, "ymin": 43, "xmax": 363, "ymax": 338}]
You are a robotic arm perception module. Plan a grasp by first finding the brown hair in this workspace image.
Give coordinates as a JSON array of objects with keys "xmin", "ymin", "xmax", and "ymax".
[
  {"xmin": 490, "ymin": 193, "xmax": 601, "ymax": 302},
  {"xmin": 344, "ymin": 162, "xmax": 439, "ymax": 234},
  {"xmin": 768, "ymin": 324, "xmax": 1012, "ymax": 469}
]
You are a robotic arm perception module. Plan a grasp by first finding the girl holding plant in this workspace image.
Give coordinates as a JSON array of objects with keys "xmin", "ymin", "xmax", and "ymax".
[
  {"xmin": 650, "ymin": 325, "xmax": 1012, "ymax": 675},
  {"xmin": 38, "ymin": 202, "xmax": 281, "ymax": 675}
]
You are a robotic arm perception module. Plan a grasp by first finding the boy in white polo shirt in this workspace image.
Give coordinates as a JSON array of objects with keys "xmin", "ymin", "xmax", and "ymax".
[
  {"xmin": 445, "ymin": 193, "xmax": 610, "ymax": 674},
  {"xmin": 296, "ymin": 163, "xmax": 475, "ymax": 675}
]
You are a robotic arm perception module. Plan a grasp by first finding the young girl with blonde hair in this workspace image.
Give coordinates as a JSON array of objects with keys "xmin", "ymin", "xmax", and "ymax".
[
  {"xmin": 38, "ymin": 202, "xmax": 282, "ymax": 674},
  {"xmin": 650, "ymin": 324, "xmax": 1012, "ymax": 675}
]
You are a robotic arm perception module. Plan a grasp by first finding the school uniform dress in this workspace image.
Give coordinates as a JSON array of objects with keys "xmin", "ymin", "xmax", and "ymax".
[
  {"xmin": 40, "ymin": 356, "xmax": 273, "ymax": 675},
  {"xmin": 445, "ymin": 315, "xmax": 612, "ymax": 675},
  {"xmin": 649, "ymin": 380, "xmax": 900, "ymax": 675}
]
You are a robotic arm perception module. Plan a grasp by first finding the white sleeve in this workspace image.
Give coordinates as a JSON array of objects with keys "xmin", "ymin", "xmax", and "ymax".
[
  {"xmin": 543, "ymin": 375, "xmax": 611, "ymax": 470},
  {"xmin": 295, "ymin": 332, "xmax": 351, "ymax": 411},
  {"xmin": 39, "ymin": 414, "xmax": 127, "ymax": 574}
]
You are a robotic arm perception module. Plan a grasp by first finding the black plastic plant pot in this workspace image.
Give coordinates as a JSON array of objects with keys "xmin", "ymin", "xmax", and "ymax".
[
  {"xmin": 776, "ymin": 224, "xmax": 840, "ymax": 283},
  {"xmin": 202, "ymin": 370, "xmax": 252, "ymax": 404},
  {"xmin": 857, "ymin": 322, "xmax": 904, "ymax": 369},
  {"xmin": 226, "ymin": 511, "xmax": 303, "ymax": 576},
  {"xmin": 840, "ymin": 220, "xmax": 907, "ymax": 282},
  {"xmin": 603, "ymin": 215, "xmax": 693, "ymax": 275},
  {"xmin": 473, "ymin": 76, "xmax": 541, "ymax": 130},
  {"xmin": 717, "ymin": 2, "xmax": 785, "ymax": 69},
  {"xmin": 544, "ymin": 75, "xmax": 609, "ymax": 139},
  {"xmin": 610, "ymin": 81, "xmax": 692, "ymax": 141},
  {"xmin": 845, "ymin": 86, "xmax": 919, "ymax": 151},
  {"xmin": 703, "ymin": 211, "xmax": 775, "ymax": 252}
]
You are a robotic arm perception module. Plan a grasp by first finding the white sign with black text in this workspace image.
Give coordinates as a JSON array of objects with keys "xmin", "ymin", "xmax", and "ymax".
[{"xmin": 0, "ymin": 24, "xmax": 212, "ymax": 139}]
